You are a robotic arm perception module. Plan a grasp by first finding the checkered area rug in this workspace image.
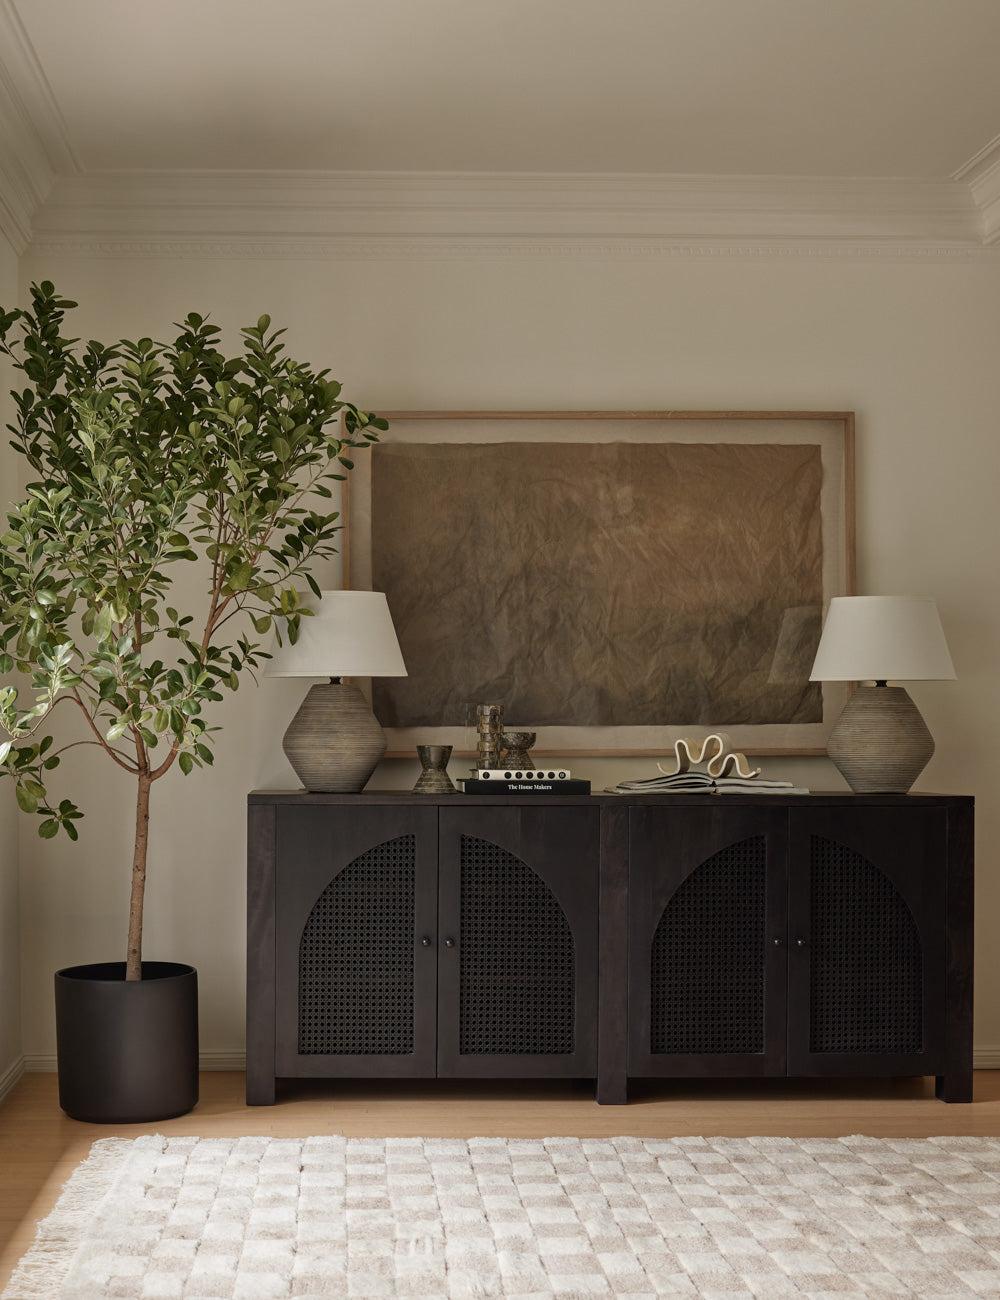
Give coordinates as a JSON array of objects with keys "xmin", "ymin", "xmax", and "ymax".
[{"xmin": 6, "ymin": 1134, "xmax": 1000, "ymax": 1298}]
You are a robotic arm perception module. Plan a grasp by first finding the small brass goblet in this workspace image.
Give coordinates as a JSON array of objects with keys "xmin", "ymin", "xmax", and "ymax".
[{"xmin": 413, "ymin": 744, "xmax": 455, "ymax": 793}]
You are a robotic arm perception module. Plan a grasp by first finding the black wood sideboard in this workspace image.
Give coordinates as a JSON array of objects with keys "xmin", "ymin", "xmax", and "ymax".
[{"xmin": 246, "ymin": 791, "xmax": 973, "ymax": 1105}]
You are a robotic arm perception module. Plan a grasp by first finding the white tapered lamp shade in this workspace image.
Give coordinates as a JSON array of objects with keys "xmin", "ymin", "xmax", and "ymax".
[
  {"xmin": 266, "ymin": 591, "xmax": 406, "ymax": 792},
  {"xmin": 265, "ymin": 590, "xmax": 407, "ymax": 680},
  {"xmin": 810, "ymin": 596, "xmax": 954, "ymax": 794},
  {"xmin": 809, "ymin": 596, "xmax": 955, "ymax": 683}
]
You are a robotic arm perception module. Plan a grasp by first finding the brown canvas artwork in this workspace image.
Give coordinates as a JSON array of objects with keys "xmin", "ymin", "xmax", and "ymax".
[{"xmin": 371, "ymin": 441, "xmax": 824, "ymax": 729}]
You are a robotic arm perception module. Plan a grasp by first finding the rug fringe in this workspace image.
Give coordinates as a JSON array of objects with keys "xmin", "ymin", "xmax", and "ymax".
[{"xmin": 2, "ymin": 1138, "xmax": 137, "ymax": 1299}]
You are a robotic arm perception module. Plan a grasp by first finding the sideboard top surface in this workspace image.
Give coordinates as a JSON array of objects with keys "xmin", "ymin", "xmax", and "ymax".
[{"xmin": 249, "ymin": 789, "xmax": 973, "ymax": 807}]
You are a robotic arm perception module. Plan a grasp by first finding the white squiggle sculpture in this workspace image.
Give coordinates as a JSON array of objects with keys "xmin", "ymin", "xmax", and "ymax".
[{"xmin": 656, "ymin": 733, "xmax": 761, "ymax": 781}]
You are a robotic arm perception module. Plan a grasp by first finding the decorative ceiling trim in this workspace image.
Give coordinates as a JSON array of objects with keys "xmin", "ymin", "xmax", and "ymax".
[
  {"xmin": 952, "ymin": 131, "xmax": 1000, "ymax": 180},
  {"xmin": 25, "ymin": 236, "xmax": 997, "ymax": 264},
  {"xmin": 1, "ymin": 5, "xmax": 997, "ymax": 264},
  {"xmin": 953, "ymin": 132, "xmax": 1000, "ymax": 245},
  {"xmin": 0, "ymin": 0, "xmax": 69, "ymax": 251},
  {"xmin": 25, "ymin": 169, "xmax": 995, "ymax": 261},
  {"xmin": 0, "ymin": 64, "xmax": 48, "ymax": 252},
  {"xmin": 0, "ymin": 140, "xmax": 34, "ymax": 254},
  {"xmin": 1, "ymin": 1, "xmax": 80, "ymax": 175}
]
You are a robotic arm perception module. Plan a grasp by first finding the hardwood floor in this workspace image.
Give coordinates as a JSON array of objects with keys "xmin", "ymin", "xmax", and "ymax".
[{"xmin": 3, "ymin": 1070, "xmax": 1000, "ymax": 1288}]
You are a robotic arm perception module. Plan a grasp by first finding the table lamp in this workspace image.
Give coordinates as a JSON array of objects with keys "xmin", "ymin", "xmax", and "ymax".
[
  {"xmin": 265, "ymin": 590, "xmax": 407, "ymax": 792},
  {"xmin": 810, "ymin": 595, "xmax": 955, "ymax": 793}
]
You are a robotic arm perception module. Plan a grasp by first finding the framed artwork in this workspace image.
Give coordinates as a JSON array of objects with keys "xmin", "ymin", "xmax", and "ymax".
[{"xmin": 346, "ymin": 411, "xmax": 855, "ymax": 756}]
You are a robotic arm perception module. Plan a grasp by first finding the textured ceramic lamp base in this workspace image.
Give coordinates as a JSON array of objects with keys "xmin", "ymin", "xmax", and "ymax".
[
  {"xmin": 282, "ymin": 682, "xmax": 386, "ymax": 792},
  {"xmin": 827, "ymin": 685, "xmax": 934, "ymax": 794}
]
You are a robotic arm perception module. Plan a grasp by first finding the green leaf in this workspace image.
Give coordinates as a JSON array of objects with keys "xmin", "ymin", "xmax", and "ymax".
[
  {"xmin": 178, "ymin": 751, "xmax": 194, "ymax": 775},
  {"xmin": 228, "ymin": 561, "xmax": 252, "ymax": 592},
  {"xmin": 94, "ymin": 605, "xmax": 114, "ymax": 640},
  {"xmin": 38, "ymin": 819, "xmax": 59, "ymax": 839},
  {"xmin": 15, "ymin": 785, "xmax": 38, "ymax": 813}
]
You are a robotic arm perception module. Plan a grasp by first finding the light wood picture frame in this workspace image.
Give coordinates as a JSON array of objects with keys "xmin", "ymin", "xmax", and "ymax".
[{"xmin": 346, "ymin": 411, "xmax": 855, "ymax": 757}]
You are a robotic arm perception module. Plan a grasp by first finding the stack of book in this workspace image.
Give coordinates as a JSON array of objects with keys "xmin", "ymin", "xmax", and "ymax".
[{"xmin": 462, "ymin": 769, "xmax": 591, "ymax": 795}]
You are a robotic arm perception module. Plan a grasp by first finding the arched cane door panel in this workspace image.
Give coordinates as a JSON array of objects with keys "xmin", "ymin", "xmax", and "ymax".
[
  {"xmin": 651, "ymin": 836, "xmax": 767, "ymax": 1056},
  {"xmin": 299, "ymin": 834, "xmax": 416, "ymax": 1056},
  {"xmin": 459, "ymin": 834, "xmax": 575, "ymax": 1056},
  {"xmin": 809, "ymin": 835, "xmax": 922, "ymax": 1055},
  {"xmin": 786, "ymin": 806, "xmax": 945, "ymax": 1076},
  {"xmin": 627, "ymin": 806, "xmax": 788, "ymax": 1077},
  {"xmin": 437, "ymin": 808, "xmax": 599, "ymax": 1078},
  {"xmin": 274, "ymin": 804, "xmax": 438, "ymax": 1078}
]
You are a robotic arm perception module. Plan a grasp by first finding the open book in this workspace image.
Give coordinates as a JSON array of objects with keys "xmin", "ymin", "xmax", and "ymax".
[{"xmin": 610, "ymin": 770, "xmax": 809, "ymax": 795}]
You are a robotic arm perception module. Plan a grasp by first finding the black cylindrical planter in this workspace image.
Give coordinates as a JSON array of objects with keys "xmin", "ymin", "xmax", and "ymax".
[{"xmin": 55, "ymin": 961, "xmax": 198, "ymax": 1123}]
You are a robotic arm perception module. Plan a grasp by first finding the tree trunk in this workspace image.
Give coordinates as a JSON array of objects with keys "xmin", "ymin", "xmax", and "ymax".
[{"xmin": 125, "ymin": 772, "xmax": 152, "ymax": 981}]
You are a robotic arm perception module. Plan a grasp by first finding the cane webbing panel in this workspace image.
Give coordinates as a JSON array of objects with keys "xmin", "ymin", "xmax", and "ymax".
[
  {"xmin": 809, "ymin": 835, "xmax": 923, "ymax": 1054},
  {"xmin": 298, "ymin": 834, "xmax": 416, "ymax": 1056},
  {"xmin": 459, "ymin": 834, "xmax": 575, "ymax": 1055},
  {"xmin": 651, "ymin": 836, "xmax": 766, "ymax": 1055}
]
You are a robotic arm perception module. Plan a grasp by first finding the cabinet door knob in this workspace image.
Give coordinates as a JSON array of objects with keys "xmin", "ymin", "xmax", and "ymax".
[
  {"xmin": 795, "ymin": 937, "xmax": 807, "ymax": 948},
  {"xmin": 772, "ymin": 937, "xmax": 783, "ymax": 947},
  {"xmin": 420, "ymin": 936, "xmax": 431, "ymax": 947},
  {"xmin": 444, "ymin": 937, "xmax": 456, "ymax": 948}
]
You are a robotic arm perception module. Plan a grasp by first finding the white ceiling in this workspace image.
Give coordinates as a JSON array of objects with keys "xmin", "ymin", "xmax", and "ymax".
[{"xmin": 9, "ymin": 0, "xmax": 1000, "ymax": 178}]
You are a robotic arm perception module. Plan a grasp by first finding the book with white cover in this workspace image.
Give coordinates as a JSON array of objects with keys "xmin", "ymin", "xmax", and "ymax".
[{"xmin": 610, "ymin": 770, "xmax": 808, "ymax": 795}]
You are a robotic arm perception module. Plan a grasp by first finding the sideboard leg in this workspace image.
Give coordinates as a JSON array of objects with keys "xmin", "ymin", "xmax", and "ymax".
[
  {"xmin": 936, "ymin": 1071, "xmax": 973, "ymax": 1103},
  {"xmin": 246, "ymin": 1073, "xmax": 276, "ymax": 1106},
  {"xmin": 596, "ymin": 1075, "xmax": 628, "ymax": 1105}
]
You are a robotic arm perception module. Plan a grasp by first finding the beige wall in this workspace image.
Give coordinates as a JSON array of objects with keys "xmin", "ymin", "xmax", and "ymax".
[
  {"xmin": 0, "ymin": 232, "xmax": 21, "ymax": 1083},
  {"xmin": 12, "ymin": 248, "xmax": 1000, "ymax": 1061}
]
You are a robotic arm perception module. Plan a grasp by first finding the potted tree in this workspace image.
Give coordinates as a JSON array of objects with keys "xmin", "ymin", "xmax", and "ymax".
[{"xmin": 0, "ymin": 282, "xmax": 384, "ymax": 1121}]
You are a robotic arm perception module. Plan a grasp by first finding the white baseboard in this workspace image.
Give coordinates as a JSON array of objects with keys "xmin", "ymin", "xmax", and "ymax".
[
  {"xmin": 23, "ymin": 1050, "xmax": 247, "ymax": 1073},
  {"xmin": 0, "ymin": 1054, "xmax": 25, "ymax": 1105},
  {"xmin": 198, "ymin": 1051, "xmax": 247, "ymax": 1071},
  {"xmin": 13, "ymin": 1048, "xmax": 1000, "ymax": 1076},
  {"xmin": 22, "ymin": 1054, "xmax": 56, "ymax": 1072}
]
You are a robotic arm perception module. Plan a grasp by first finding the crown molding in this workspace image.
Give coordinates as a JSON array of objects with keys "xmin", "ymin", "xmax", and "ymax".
[
  {"xmin": 0, "ymin": 0, "xmax": 71, "ymax": 252},
  {"xmin": 0, "ymin": 2, "xmax": 80, "ymax": 175},
  {"xmin": 0, "ymin": 57, "xmax": 49, "ymax": 253},
  {"xmin": 0, "ymin": 0, "xmax": 996, "ymax": 261},
  {"xmin": 26, "ymin": 169, "xmax": 996, "ymax": 261},
  {"xmin": 26, "ymin": 235, "xmax": 998, "ymax": 263},
  {"xmin": 954, "ymin": 132, "xmax": 1000, "ymax": 245}
]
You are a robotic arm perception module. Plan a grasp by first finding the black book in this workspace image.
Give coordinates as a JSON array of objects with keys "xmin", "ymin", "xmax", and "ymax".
[{"xmin": 462, "ymin": 778, "xmax": 591, "ymax": 795}]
